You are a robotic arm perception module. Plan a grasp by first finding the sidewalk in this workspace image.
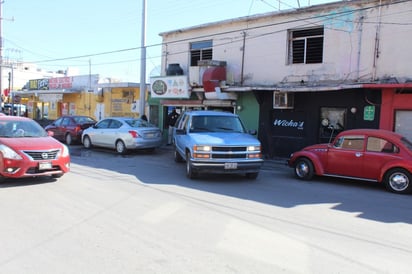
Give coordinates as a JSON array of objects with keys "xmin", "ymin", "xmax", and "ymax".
[{"xmin": 262, "ymin": 157, "xmax": 288, "ymax": 170}]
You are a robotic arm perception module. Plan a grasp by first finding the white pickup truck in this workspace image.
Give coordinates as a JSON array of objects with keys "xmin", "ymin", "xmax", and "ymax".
[{"xmin": 173, "ymin": 110, "xmax": 263, "ymax": 179}]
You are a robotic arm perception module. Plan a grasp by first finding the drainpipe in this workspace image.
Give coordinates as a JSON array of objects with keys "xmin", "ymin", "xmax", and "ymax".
[
  {"xmin": 356, "ymin": 15, "xmax": 364, "ymax": 81},
  {"xmin": 240, "ymin": 31, "xmax": 246, "ymax": 86},
  {"xmin": 372, "ymin": 0, "xmax": 383, "ymax": 81}
]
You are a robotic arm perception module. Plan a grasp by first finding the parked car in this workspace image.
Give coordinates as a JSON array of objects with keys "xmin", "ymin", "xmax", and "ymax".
[
  {"xmin": 288, "ymin": 128, "xmax": 412, "ymax": 194},
  {"xmin": 0, "ymin": 115, "xmax": 70, "ymax": 182},
  {"xmin": 45, "ymin": 115, "xmax": 96, "ymax": 145},
  {"xmin": 2, "ymin": 103, "xmax": 27, "ymax": 116},
  {"xmin": 174, "ymin": 110, "xmax": 263, "ymax": 179},
  {"xmin": 81, "ymin": 117, "xmax": 162, "ymax": 154}
]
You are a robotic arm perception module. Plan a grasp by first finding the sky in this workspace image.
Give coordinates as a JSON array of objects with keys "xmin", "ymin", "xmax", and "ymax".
[{"xmin": 3, "ymin": 0, "xmax": 336, "ymax": 83}]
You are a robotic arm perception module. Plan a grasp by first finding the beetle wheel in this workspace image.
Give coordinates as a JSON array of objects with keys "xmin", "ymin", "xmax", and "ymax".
[
  {"xmin": 294, "ymin": 158, "xmax": 314, "ymax": 180},
  {"xmin": 384, "ymin": 168, "xmax": 412, "ymax": 194}
]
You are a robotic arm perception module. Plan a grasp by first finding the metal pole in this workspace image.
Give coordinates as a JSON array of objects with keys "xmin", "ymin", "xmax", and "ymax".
[
  {"xmin": 139, "ymin": 0, "xmax": 147, "ymax": 116},
  {"xmin": 0, "ymin": 1, "xmax": 3, "ymax": 106}
]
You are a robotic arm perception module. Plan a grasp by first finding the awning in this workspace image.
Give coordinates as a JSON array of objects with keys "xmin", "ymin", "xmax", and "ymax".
[
  {"xmin": 11, "ymin": 89, "xmax": 83, "ymax": 98},
  {"xmin": 218, "ymin": 82, "xmax": 412, "ymax": 93},
  {"xmin": 223, "ymin": 84, "xmax": 363, "ymax": 93},
  {"xmin": 361, "ymin": 83, "xmax": 412, "ymax": 90},
  {"xmin": 160, "ymin": 99, "xmax": 203, "ymax": 107}
]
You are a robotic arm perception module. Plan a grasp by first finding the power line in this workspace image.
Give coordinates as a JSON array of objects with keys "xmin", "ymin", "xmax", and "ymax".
[{"xmin": 15, "ymin": 0, "xmax": 412, "ymax": 68}]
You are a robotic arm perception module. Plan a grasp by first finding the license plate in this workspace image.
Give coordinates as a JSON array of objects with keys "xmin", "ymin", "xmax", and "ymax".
[
  {"xmin": 39, "ymin": 162, "xmax": 52, "ymax": 170},
  {"xmin": 224, "ymin": 162, "xmax": 237, "ymax": 169}
]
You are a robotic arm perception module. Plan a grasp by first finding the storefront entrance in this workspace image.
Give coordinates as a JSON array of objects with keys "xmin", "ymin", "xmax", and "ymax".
[{"xmin": 395, "ymin": 110, "xmax": 412, "ymax": 140}]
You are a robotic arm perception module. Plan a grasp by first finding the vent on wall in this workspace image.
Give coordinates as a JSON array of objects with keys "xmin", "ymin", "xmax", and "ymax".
[{"xmin": 273, "ymin": 91, "xmax": 294, "ymax": 109}]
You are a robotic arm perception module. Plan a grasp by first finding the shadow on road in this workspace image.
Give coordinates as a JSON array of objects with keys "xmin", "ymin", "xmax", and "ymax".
[{"xmin": 69, "ymin": 145, "xmax": 412, "ymax": 224}]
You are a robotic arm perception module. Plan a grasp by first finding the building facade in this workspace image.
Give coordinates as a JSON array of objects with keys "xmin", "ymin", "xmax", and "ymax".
[
  {"xmin": 152, "ymin": 0, "xmax": 412, "ymax": 158},
  {"xmin": 12, "ymin": 75, "xmax": 146, "ymax": 125}
]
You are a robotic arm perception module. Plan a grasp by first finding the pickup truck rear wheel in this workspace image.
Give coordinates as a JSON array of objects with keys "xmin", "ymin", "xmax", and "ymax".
[
  {"xmin": 186, "ymin": 152, "xmax": 197, "ymax": 179},
  {"xmin": 294, "ymin": 158, "xmax": 314, "ymax": 180}
]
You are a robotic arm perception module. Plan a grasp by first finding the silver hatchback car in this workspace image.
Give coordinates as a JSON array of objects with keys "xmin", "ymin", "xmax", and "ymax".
[{"xmin": 81, "ymin": 117, "xmax": 162, "ymax": 154}]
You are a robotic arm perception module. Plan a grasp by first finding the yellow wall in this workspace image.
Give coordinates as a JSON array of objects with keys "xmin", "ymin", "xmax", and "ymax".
[
  {"xmin": 103, "ymin": 87, "xmax": 141, "ymax": 118},
  {"xmin": 24, "ymin": 86, "xmax": 144, "ymax": 121}
]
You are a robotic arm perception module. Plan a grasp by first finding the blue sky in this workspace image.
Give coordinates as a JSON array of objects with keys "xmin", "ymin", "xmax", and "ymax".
[{"xmin": 3, "ymin": 0, "xmax": 335, "ymax": 83}]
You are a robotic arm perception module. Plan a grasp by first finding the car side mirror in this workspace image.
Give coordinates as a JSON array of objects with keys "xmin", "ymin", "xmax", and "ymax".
[{"xmin": 248, "ymin": 129, "xmax": 257, "ymax": 135}]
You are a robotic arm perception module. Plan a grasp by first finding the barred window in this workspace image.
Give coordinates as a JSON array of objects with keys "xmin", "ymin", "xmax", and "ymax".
[
  {"xmin": 190, "ymin": 40, "xmax": 213, "ymax": 66},
  {"xmin": 289, "ymin": 27, "xmax": 324, "ymax": 64}
]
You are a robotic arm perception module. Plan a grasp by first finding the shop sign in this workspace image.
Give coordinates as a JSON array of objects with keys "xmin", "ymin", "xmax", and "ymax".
[
  {"xmin": 28, "ymin": 75, "xmax": 99, "ymax": 91},
  {"xmin": 150, "ymin": 76, "xmax": 190, "ymax": 99},
  {"xmin": 273, "ymin": 119, "xmax": 304, "ymax": 130},
  {"xmin": 39, "ymin": 94, "xmax": 63, "ymax": 102},
  {"xmin": 29, "ymin": 79, "xmax": 49, "ymax": 90},
  {"xmin": 364, "ymin": 106, "xmax": 375, "ymax": 121},
  {"xmin": 49, "ymin": 77, "xmax": 72, "ymax": 89}
]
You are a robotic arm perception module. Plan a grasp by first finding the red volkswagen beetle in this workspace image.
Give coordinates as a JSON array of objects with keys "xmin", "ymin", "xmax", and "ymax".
[
  {"xmin": 0, "ymin": 116, "xmax": 70, "ymax": 182},
  {"xmin": 288, "ymin": 129, "xmax": 412, "ymax": 194}
]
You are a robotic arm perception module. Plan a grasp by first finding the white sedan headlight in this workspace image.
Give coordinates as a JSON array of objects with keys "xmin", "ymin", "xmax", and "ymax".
[{"xmin": 0, "ymin": 144, "xmax": 23, "ymax": 160}]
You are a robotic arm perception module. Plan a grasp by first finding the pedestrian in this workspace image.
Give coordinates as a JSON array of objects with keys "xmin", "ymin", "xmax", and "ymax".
[
  {"xmin": 167, "ymin": 108, "xmax": 179, "ymax": 145},
  {"xmin": 36, "ymin": 107, "xmax": 41, "ymax": 120}
]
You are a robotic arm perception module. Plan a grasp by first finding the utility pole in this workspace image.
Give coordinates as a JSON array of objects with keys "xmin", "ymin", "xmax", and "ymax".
[
  {"xmin": 0, "ymin": 1, "xmax": 3, "ymax": 105},
  {"xmin": 0, "ymin": 1, "xmax": 13, "ymax": 107},
  {"xmin": 139, "ymin": 0, "xmax": 147, "ymax": 116}
]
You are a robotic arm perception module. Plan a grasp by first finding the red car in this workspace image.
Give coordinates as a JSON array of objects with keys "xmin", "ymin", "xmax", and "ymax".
[
  {"xmin": 45, "ymin": 115, "xmax": 96, "ymax": 145},
  {"xmin": 288, "ymin": 129, "xmax": 412, "ymax": 194},
  {"xmin": 0, "ymin": 116, "xmax": 70, "ymax": 182}
]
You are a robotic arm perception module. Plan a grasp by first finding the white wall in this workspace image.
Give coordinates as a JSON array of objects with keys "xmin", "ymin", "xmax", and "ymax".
[{"xmin": 160, "ymin": 0, "xmax": 412, "ymax": 87}]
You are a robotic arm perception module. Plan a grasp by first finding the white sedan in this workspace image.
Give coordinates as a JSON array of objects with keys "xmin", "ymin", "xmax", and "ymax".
[{"xmin": 81, "ymin": 117, "xmax": 162, "ymax": 154}]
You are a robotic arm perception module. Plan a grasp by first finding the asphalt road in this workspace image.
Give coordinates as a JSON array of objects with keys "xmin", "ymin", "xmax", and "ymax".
[{"xmin": 0, "ymin": 145, "xmax": 411, "ymax": 274}]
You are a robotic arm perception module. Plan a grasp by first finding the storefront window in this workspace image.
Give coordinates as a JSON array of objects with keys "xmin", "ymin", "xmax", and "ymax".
[
  {"xmin": 319, "ymin": 107, "xmax": 346, "ymax": 142},
  {"xmin": 43, "ymin": 102, "xmax": 49, "ymax": 118}
]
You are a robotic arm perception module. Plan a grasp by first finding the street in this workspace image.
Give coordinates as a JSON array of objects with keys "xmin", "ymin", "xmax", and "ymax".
[{"xmin": 0, "ymin": 145, "xmax": 411, "ymax": 274}]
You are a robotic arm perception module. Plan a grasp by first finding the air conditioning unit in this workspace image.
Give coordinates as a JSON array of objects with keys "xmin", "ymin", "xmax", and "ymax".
[
  {"xmin": 189, "ymin": 66, "xmax": 208, "ymax": 87},
  {"xmin": 189, "ymin": 66, "xmax": 200, "ymax": 86},
  {"xmin": 273, "ymin": 91, "xmax": 294, "ymax": 109}
]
